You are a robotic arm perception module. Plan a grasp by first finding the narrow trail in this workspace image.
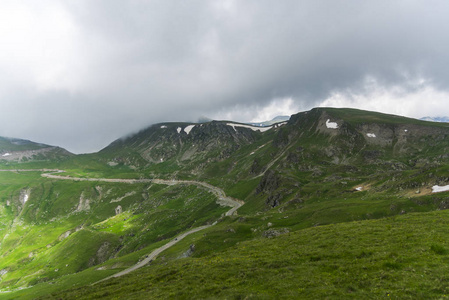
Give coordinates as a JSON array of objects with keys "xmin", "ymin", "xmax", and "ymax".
[{"xmin": 37, "ymin": 170, "xmax": 243, "ymax": 283}]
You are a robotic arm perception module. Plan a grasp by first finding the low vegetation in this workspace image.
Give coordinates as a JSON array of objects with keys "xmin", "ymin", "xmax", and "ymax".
[{"xmin": 1, "ymin": 107, "xmax": 449, "ymax": 298}]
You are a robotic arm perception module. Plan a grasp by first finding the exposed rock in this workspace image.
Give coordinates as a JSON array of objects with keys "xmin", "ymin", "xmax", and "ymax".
[
  {"xmin": 110, "ymin": 191, "xmax": 136, "ymax": 203},
  {"xmin": 89, "ymin": 242, "xmax": 112, "ymax": 267},
  {"xmin": 115, "ymin": 205, "xmax": 123, "ymax": 215},
  {"xmin": 58, "ymin": 230, "xmax": 71, "ymax": 241},
  {"xmin": 266, "ymin": 193, "xmax": 282, "ymax": 208},
  {"xmin": 19, "ymin": 189, "xmax": 31, "ymax": 205},
  {"xmin": 262, "ymin": 228, "xmax": 290, "ymax": 238},
  {"xmin": 256, "ymin": 170, "xmax": 281, "ymax": 194},
  {"xmin": 179, "ymin": 244, "xmax": 196, "ymax": 258},
  {"xmin": 76, "ymin": 193, "xmax": 90, "ymax": 212}
]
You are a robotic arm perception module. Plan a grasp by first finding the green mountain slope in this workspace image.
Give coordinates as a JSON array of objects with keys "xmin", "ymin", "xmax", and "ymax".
[
  {"xmin": 37, "ymin": 210, "xmax": 449, "ymax": 299},
  {"xmin": 2, "ymin": 107, "xmax": 449, "ymax": 298},
  {"xmin": 0, "ymin": 136, "xmax": 73, "ymax": 165}
]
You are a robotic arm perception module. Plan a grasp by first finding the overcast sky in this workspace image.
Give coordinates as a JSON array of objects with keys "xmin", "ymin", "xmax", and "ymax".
[{"xmin": 0, "ymin": 1, "xmax": 448, "ymax": 153}]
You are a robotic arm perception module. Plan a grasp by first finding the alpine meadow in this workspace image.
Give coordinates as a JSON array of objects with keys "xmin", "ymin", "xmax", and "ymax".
[{"xmin": 1, "ymin": 108, "xmax": 449, "ymax": 298}]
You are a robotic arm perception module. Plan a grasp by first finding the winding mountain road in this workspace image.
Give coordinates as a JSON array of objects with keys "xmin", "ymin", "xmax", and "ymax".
[
  {"xmin": 0, "ymin": 169, "xmax": 243, "ymax": 282},
  {"xmin": 38, "ymin": 170, "xmax": 243, "ymax": 283}
]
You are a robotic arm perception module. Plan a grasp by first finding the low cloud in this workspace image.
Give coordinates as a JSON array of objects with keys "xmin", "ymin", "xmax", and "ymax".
[{"xmin": 0, "ymin": 1, "xmax": 448, "ymax": 153}]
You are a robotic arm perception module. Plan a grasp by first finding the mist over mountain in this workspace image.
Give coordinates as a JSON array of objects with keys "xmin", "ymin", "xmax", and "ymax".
[
  {"xmin": 420, "ymin": 116, "xmax": 449, "ymax": 123},
  {"xmin": 2, "ymin": 107, "xmax": 449, "ymax": 298}
]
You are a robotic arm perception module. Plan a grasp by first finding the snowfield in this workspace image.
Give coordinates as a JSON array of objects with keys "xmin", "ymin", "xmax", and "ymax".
[
  {"xmin": 184, "ymin": 125, "xmax": 195, "ymax": 134},
  {"xmin": 160, "ymin": 125, "xmax": 167, "ymax": 129},
  {"xmin": 366, "ymin": 133, "xmax": 376, "ymax": 138},
  {"xmin": 2, "ymin": 153, "xmax": 11, "ymax": 157},
  {"xmin": 432, "ymin": 185, "xmax": 449, "ymax": 193},
  {"xmin": 326, "ymin": 119, "xmax": 338, "ymax": 129},
  {"xmin": 226, "ymin": 123, "xmax": 273, "ymax": 132},
  {"xmin": 177, "ymin": 127, "xmax": 182, "ymax": 134},
  {"xmin": 355, "ymin": 187, "xmax": 363, "ymax": 191}
]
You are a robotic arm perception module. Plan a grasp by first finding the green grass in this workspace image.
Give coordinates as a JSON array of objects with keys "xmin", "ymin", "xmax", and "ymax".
[
  {"xmin": 34, "ymin": 209, "xmax": 449, "ymax": 299},
  {"xmin": 3, "ymin": 107, "xmax": 449, "ymax": 298}
]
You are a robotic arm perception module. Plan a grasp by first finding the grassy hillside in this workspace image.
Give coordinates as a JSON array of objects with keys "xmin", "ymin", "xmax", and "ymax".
[
  {"xmin": 29, "ymin": 209, "xmax": 449, "ymax": 299},
  {"xmin": 2, "ymin": 107, "xmax": 449, "ymax": 298}
]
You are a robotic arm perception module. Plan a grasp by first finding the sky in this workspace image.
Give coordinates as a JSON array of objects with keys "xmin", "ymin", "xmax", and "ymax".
[{"xmin": 0, "ymin": 1, "xmax": 448, "ymax": 153}]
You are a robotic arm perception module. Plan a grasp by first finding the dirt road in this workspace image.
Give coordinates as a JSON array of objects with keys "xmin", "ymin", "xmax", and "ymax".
[{"xmin": 38, "ymin": 170, "xmax": 243, "ymax": 283}]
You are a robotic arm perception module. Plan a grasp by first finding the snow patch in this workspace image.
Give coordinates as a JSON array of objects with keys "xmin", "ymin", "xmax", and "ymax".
[
  {"xmin": 184, "ymin": 125, "xmax": 195, "ymax": 134},
  {"xmin": 404, "ymin": 129, "xmax": 408, "ymax": 132},
  {"xmin": 355, "ymin": 186, "xmax": 363, "ymax": 191},
  {"xmin": 325, "ymin": 119, "xmax": 338, "ymax": 129},
  {"xmin": 177, "ymin": 127, "xmax": 182, "ymax": 134},
  {"xmin": 23, "ymin": 194, "xmax": 28, "ymax": 203},
  {"xmin": 160, "ymin": 125, "xmax": 167, "ymax": 129},
  {"xmin": 2, "ymin": 153, "xmax": 11, "ymax": 157},
  {"xmin": 366, "ymin": 133, "xmax": 376, "ymax": 138},
  {"xmin": 250, "ymin": 152, "xmax": 255, "ymax": 155},
  {"xmin": 432, "ymin": 185, "xmax": 449, "ymax": 193},
  {"xmin": 226, "ymin": 123, "xmax": 273, "ymax": 132},
  {"xmin": 274, "ymin": 122, "xmax": 287, "ymax": 128}
]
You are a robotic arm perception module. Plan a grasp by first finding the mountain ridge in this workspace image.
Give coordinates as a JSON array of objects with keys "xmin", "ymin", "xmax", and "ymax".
[{"xmin": 2, "ymin": 107, "xmax": 449, "ymax": 299}]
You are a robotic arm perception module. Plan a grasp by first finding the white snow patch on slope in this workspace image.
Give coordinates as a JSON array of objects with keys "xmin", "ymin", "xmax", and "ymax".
[
  {"xmin": 23, "ymin": 194, "xmax": 29, "ymax": 203},
  {"xmin": 432, "ymin": 185, "xmax": 449, "ymax": 193},
  {"xmin": 160, "ymin": 125, "xmax": 167, "ymax": 129},
  {"xmin": 325, "ymin": 119, "xmax": 338, "ymax": 129},
  {"xmin": 355, "ymin": 186, "xmax": 363, "ymax": 191},
  {"xmin": 2, "ymin": 153, "xmax": 11, "ymax": 157},
  {"xmin": 366, "ymin": 133, "xmax": 376, "ymax": 138},
  {"xmin": 274, "ymin": 122, "xmax": 287, "ymax": 128},
  {"xmin": 226, "ymin": 123, "xmax": 273, "ymax": 132},
  {"xmin": 404, "ymin": 129, "xmax": 408, "ymax": 132},
  {"xmin": 177, "ymin": 127, "xmax": 182, "ymax": 134},
  {"xmin": 184, "ymin": 125, "xmax": 195, "ymax": 134}
]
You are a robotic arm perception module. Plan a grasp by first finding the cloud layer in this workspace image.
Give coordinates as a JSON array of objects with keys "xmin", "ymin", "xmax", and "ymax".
[{"xmin": 0, "ymin": 1, "xmax": 448, "ymax": 153}]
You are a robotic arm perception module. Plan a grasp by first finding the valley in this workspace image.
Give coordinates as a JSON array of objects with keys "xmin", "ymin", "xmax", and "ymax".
[{"xmin": 1, "ymin": 107, "xmax": 449, "ymax": 299}]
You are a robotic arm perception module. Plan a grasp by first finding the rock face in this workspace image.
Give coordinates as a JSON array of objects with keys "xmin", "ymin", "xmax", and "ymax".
[
  {"xmin": 58, "ymin": 230, "xmax": 71, "ymax": 241},
  {"xmin": 89, "ymin": 242, "xmax": 112, "ymax": 267},
  {"xmin": 100, "ymin": 121, "xmax": 263, "ymax": 168},
  {"xmin": 115, "ymin": 205, "xmax": 123, "ymax": 215},
  {"xmin": 0, "ymin": 136, "xmax": 73, "ymax": 162},
  {"xmin": 76, "ymin": 193, "xmax": 90, "ymax": 212},
  {"xmin": 262, "ymin": 228, "xmax": 290, "ymax": 238},
  {"xmin": 179, "ymin": 244, "xmax": 196, "ymax": 258},
  {"xmin": 19, "ymin": 189, "xmax": 31, "ymax": 205},
  {"xmin": 256, "ymin": 170, "xmax": 284, "ymax": 208}
]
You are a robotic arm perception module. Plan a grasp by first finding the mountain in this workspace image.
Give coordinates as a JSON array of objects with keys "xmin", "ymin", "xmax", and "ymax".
[
  {"xmin": 0, "ymin": 136, "xmax": 73, "ymax": 163},
  {"xmin": 2, "ymin": 107, "xmax": 449, "ymax": 299},
  {"xmin": 246, "ymin": 115, "xmax": 290, "ymax": 126},
  {"xmin": 420, "ymin": 116, "xmax": 449, "ymax": 122}
]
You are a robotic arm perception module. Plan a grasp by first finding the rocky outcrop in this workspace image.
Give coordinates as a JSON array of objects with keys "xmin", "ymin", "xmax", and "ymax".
[
  {"xmin": 76, "ymin": 193, "xmax": 90, "ymax": 212},
  {"xmin": 262, "ymin": 228, "xmax": 290, "ymax": 238}
]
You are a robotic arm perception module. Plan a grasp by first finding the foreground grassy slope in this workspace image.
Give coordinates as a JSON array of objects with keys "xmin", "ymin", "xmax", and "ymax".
[{"xmin": 35, "ymin": 208, "xmax": 449, "ymax": 299}]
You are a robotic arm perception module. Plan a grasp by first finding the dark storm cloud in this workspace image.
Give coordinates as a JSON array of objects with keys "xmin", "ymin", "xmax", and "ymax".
[{"xmin": 0, "ymin": 0, "xmax": 448, "ymax": 153}]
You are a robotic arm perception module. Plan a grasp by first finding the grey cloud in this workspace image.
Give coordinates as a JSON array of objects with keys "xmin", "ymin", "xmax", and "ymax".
[{"xmin": 1, "ymin": 1, "xmax": 449, "ymax": 153}]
